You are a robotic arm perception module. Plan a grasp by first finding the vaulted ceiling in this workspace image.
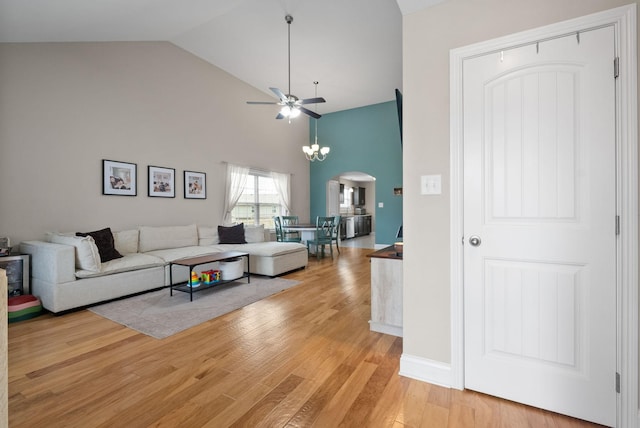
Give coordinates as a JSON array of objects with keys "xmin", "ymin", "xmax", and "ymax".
[{"xmin": 0, "ymin": 0, "xmax": 445, "ymax": 114}]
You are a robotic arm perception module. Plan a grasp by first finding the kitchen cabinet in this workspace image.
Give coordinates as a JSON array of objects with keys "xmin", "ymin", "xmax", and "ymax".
[
  {"xmin": 340, "ymin": 215, "xmax": 371, "ymax": 240},
  {"xmin": 352, "ymin": 187, "xmax": 365, "ymax": 206},
  {"xmin": 354, "ymin": 215, "xmax": 372, "ymax": 237},
  {"xmin": 358, "ymin": 187, "xmax": 366, "ymax": 206}
]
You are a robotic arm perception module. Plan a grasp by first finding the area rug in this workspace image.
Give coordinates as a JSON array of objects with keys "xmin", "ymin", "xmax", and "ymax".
[{"xmin": 88, "ymin": 277, "xmax": 301, "ymax": 339}]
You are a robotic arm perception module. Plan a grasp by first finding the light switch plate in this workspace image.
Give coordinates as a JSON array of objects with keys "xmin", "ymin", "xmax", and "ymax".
[
  {"xmin": 421, "ymin": 175, "xmax": 442, "ymax": 195},
  {"xmin": 378, "ymin": 202, "xmax": 384, "ymax": 208}
]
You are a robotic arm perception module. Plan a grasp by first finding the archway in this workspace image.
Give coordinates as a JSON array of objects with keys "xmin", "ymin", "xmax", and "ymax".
[{"xmin": 327, "ymin": 171, "xmax": 375, "ymax": 247}]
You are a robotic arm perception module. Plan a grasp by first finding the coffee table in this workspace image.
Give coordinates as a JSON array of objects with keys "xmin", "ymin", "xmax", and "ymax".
[{"xmin": 169, "ymin": 251, "xmax": 250, "ymax": 301}]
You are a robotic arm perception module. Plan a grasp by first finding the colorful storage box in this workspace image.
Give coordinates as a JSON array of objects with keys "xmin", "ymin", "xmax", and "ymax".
[
  {"xmin": 8, "ymin": 294, "xmax": 42, "ymax": 322},
  {"xmin": 201, "ymin": 269, "xmax": 221, "ymax": 285}
]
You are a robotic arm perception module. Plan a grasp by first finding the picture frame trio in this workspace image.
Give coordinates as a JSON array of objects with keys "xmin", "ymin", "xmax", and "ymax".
[{"xmin": 102, "ymin": 159, "xmax": 206, "ymax": 199}]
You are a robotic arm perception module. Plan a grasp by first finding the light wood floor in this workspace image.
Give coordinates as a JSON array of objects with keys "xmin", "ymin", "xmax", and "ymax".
[{"xmin": 8, "ymin": 247, "xmax": 604, "ymax": 427}]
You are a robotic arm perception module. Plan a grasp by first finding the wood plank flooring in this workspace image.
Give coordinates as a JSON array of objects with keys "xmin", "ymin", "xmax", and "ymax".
[{"xmin": 8, "ymin": 247, "xmax": 605, "ymax": 427}]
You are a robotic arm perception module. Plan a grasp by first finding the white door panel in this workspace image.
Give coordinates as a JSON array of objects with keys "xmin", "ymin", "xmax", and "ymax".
[
  {"xmin": 463, "ymin": 26, "xmax": 616, "ymax": 426},
  {"xmin": 487, "ymin": 66, "xmax": 579, "ymax": 220}
]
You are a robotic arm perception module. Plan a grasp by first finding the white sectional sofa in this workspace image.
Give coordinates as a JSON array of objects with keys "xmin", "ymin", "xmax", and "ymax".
[{"xmin": 20, "ymin": 224, "xmax": 308, "ymax": 313}]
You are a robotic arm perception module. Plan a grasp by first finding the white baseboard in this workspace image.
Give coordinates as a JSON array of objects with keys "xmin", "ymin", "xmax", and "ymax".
[
  {"xmin": 369, "ymin": 321, "xmax": 402, "ymax": 337},
  {"xmin": 399, "ymin": 353, "xmax": 452, "ymax": 388}
]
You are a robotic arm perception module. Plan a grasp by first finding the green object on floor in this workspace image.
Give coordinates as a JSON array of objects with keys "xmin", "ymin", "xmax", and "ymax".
[{"xmin": 8, "ymin": 294, "xmax": 42, "ymax": 323}]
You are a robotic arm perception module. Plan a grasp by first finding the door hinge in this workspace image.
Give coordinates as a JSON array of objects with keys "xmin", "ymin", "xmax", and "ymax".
[
  {"xmin": 616, "ymin": 372, "xmax": 621, "ymax": 393},
  {"xmin": 616, "ymin": 215, "xmax": 620, "ymax": 235},
  {"xmin": 614, "ymin": 57, "xmax": 620, "ymax": 78}
]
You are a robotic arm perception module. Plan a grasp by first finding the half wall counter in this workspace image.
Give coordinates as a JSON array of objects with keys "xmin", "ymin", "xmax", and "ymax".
[{"xmin": 367, "ymin": 245, "xmax": 402, "ymax": 337}]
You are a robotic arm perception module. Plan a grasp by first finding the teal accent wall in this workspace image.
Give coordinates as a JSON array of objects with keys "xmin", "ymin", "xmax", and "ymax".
[{"xmin": 309, "ymin": 101, "xmax": 402, "ymax": 245}]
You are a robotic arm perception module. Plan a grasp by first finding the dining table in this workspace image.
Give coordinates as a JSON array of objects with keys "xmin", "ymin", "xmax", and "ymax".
[{"xmin": 281, "ymin": 224, "xmax": 316, "ymax": 245}]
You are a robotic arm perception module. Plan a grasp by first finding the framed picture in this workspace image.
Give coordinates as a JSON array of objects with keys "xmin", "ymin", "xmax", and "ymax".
[
  {"xmin": 148, "ymin": 166, "xmax": 175, "ymax": 198},
  {"xmin": 103, "ymin": 159, "xmax": 137, "ymax": 196},
  {"xmin": 184, "ymin": 170, "xmax": 206, "ymax": 199}
]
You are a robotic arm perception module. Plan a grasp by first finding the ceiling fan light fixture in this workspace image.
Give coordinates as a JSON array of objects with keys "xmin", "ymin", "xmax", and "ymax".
[
  {"xmin": 246, "ymin": 15, "xmax": 326, "ymax": 120},
  {"xmin": 280, "ymin": 105, "xmax": 300, "ymax": 118}
]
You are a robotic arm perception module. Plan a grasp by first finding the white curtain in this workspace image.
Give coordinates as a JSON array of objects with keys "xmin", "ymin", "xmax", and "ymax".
[
  {"xmin": 222, "ymin": 163, "xmax": 249, "ymax": 223},
  {"xmin": 271, "ymin": 171, "xmax": 292, "ymax": 215}
]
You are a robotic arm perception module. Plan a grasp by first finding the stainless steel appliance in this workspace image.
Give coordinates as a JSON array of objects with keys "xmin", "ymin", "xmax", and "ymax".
[{"xmin": 346, "ymin": 217, "xmax": 355, "ymax": 238}]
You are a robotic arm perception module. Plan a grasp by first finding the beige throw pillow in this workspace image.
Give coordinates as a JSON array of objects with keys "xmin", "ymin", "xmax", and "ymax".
[
  {"xmin": 245, "ymin": 225, "xmax": 265, "ymax": 243},
  {"xmin": 198, "ymin": 226, "xmax": 219, "ymax": 246},
  {"xmin": 113, "ymin": 229, "xmax": 139, "ymax": 254},
  {"xmin": 138, "ymin": 224, "xmax": 198, "ymax": 253},
  {"xmin": 48, "ymin": 233, "xmax": 102, "ymax": 272}
]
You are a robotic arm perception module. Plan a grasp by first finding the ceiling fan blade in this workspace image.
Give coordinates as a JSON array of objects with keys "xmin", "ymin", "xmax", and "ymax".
[
  {"xmin": 270, "ymin": 87, "xmax": 287, "ymax": 101},
  {"xmin": 246, "ymin": 101, "xmax": 279, "ymax": 105},
  {"xmin": 299, "ymin": 106, "xmax": 321, "ymax": 119},
  {"xmin": 299, "ymin": 97, "xmax": 326, "ymax": 105}
]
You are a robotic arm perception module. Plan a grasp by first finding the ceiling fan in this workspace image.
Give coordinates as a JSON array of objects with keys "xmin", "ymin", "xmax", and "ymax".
[{"xmin": 246, "ymin": 15, "xmax": 326, "ymax": 120}]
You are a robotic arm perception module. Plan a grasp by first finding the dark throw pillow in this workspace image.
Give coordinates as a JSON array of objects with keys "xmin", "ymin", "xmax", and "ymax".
[
  {"xmin": 218, "ymin": 223, "xmax": 246, "ymax": 244},
  {"xmin": 76, "ymin": 227, "xmax": 123, "ymax": 263}
]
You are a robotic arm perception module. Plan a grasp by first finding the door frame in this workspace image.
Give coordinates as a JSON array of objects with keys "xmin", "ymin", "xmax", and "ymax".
[{"xmin": 449, "ymin": 5, "xmax": 637, "ymax": 426}]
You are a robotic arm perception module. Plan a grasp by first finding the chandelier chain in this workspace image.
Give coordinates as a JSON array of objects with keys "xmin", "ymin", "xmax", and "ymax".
[{"xmin": 303, "ymin": 81, "xmax": 330, "ymax": 162}]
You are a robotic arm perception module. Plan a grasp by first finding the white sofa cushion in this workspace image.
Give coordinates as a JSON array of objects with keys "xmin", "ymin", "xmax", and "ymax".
[
  {"xmin": 218, "ymin": 241, "xmax": 306, "ymax": 257},
  {"xmin": 198, "ymin": 226, "xmax": 219, "ymax": 246},
  {"xmin": 245, "ymin": 225, "xmax": 265, "ymax": 243},
  {"xmin": 139, "ymin": 224, "xmax": 198, "ymax": 253},
  {"xmin": 144, "ymin": 246, "xmax": 217, "ymax": 263},
  {"xmin": 76, "ymin": 253, "xmax": 165, "ymax": 279},
  {"xmin": 113, "ymin": 229, "xmax": 139, "ymax": 254},
  {"xmin": 47, "ymin": 233, "xmax": 102, "ymax": 272}
]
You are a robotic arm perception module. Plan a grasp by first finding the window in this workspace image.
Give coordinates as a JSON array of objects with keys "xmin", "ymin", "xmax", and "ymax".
[{"xmin": 231, "ymin": 172, "xmax": 282, "ymax": 228}]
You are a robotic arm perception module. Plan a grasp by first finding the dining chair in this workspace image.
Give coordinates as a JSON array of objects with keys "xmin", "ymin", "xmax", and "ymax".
[
  {"xmin": 306, "ymin": 216, "xmax": 336, "ymax": 260},
  {"xmin": 273, "ymin": 216, "xmax": 284, "ymax": 242},
  {"xmin": 280, "ymin": 215, "xmax": 302, "ymax": 242},
  {"xmin": 331, "ymin": 215, "xmax": 341, "ymax": 254}
]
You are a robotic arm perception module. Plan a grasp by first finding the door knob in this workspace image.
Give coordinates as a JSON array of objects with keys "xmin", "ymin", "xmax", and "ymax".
[{"xmin": 469, "ymin": 235, "xmax": 482, "ymax": 247}]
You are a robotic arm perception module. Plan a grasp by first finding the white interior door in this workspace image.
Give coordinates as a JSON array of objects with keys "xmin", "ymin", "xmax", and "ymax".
[{"xmin": 463, "ymin": 26, "xmax": 617, "ymax": 426}]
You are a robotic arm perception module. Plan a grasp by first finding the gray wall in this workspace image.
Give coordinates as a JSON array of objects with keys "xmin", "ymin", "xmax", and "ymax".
[
  {"xmin": 0, "ymin": 42, "xmax": 310, "ymax": 244},
  {"xmin": 402, "ymin": 0, "xmax": 637, "ymax": 364}
]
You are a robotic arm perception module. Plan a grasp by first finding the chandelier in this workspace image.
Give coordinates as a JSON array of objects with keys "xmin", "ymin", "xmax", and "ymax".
[{"xmin": 302, "ymin": 81, "xmax": 330, "ymax": 161}]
